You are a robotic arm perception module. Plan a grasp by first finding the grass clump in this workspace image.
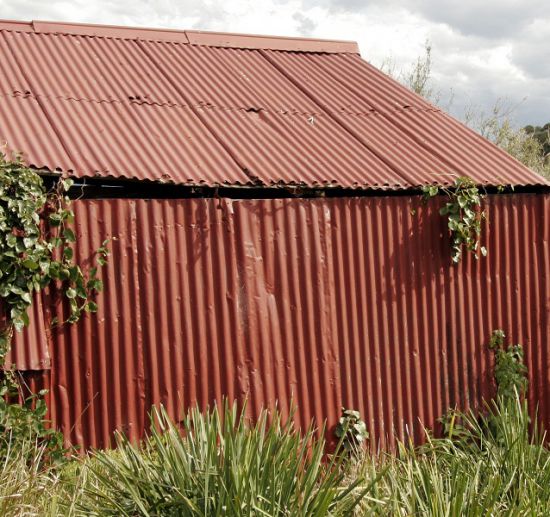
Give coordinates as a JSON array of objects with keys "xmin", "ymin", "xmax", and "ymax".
[
  {"xmin": 72, "ymin": 402, "xmax": 365, "ymax": 516},
  {"xmin": 3, "ymin": 392, "xmax": 550, "ymax": 516},
  {"xmin": 351, "ymin": 393, "xmax": 550, "ymax": 516},
  {"xmin": 0, "ymin": 438, "xmax": 66, "ymax": 517}
]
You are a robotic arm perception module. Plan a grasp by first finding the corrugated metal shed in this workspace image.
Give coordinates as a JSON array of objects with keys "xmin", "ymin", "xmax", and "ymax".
[
  {"xmin": 0, "ymin": 19, "xmax": 547, "ymax": 189},
  {"xmin": 17, "ymin": 194, "xmax": 550, "ymax": 450},
  {"xmin": 1, "ymin": 19, "xmax": 549, "ymax": 451}
]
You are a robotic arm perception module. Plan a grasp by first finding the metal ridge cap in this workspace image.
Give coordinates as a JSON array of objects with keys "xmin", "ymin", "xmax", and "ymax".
[
  {"xmin": 185, "ymin": 30, "xmax": 359, "ymax": 53},
  {"xmin": 0, "ymin": 18, "xmax": 359, "ymax": 53},
  {"xmin": 0, "ymin": 19, "xmax": 34, "ymax": 32},
  {"xmin": 33, "ymin": 20, "xmax": 190, "ymax": 43},
  {"xmin": 0, "ymin": 18, "xmax": 191, "ymax": 43}
]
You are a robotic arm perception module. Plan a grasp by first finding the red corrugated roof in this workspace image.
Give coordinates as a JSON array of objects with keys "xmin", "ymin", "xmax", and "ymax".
[{"xmin": 0, "ymin": 19, "xmax": 547, "ymax": 189}]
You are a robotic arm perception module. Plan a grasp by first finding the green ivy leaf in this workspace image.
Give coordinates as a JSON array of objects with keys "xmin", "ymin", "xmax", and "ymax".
[
  {"xmin": 61, "ymin": 178, "xmax": 74, "ymax": 191},
  {"xmin": 22, "ymin": 259, "xmax": 39, "ymax": 270},
  {"xmin": 48, "ymin": 213, "xmax": 62, "ymax": 226},
  {"xmin": 63, "ymin": 228, "xmax": 76, "ymax": 243},
  {"xmin": 63, "ymin": 247, "xmax": 74, "ymax": 260}
]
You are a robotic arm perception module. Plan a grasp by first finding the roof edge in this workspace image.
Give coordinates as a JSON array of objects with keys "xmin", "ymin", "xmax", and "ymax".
[{"xmin": 0, "ymin": 19, "xmax": 360, "ymax": 53}]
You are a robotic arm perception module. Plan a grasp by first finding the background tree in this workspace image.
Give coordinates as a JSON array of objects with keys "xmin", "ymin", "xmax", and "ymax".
[{"xmin": 385, "ymin": 45, "xmax": 550, "ymax": 180}]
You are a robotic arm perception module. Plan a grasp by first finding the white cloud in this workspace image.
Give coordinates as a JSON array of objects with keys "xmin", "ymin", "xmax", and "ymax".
[{"xmin": 0, "ymin": 0, "xmax": 548, "ymax": 126}]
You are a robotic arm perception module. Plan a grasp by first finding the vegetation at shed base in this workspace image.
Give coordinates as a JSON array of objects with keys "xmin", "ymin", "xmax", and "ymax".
[
  {"xmin": 6, "ymin": 394, "xmax": 549, "ymax": 517},
  {"xmin": 422, "ymin": 176, "xmax": 486, "ymax": 263},
  {"xmin": 352, "ymin": 391, "xmax": 548, "ymax": 515},
  {"xmin": 0, "ymin": 437, "xmax": 69, "ymax": 516},
  {"xmin": 3, "ymin": 330, "xmax": 547, "ymax": 516},
  {"xmin": 0, "ymin": 153, "xmax": 108, "ymax": 462},
  {"xmin": 490, "ymin": 329, "xmax": 528, "ymax": 400}
]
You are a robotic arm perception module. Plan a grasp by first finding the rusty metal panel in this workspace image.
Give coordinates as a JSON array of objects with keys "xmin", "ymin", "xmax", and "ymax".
[
  {"xmin": 336, "ymin": 112, "xmax": 451, "ymax": 185},
  {"xmin": 0, "ymin": 32, "xmax": 29, "ymax": 96},
  {"xmin": 139, "ymin": 41, "xmax": 321, "ymax": 114},
  {"xmin": 196, "ymin": 108, "xmax": 402, "ymax": 188},
  {"xmin": 13, "ymin": 194, "xmax": 549, "ymax": 450},
  {"xmin": 306, "ymin": 52, "xmax": 435, "ymax": 113},
  {"xmin": 262, "ymin": 50, "xmax": 379, "ymax": 115},
  {"xmin": 44, "ymin": 200, "xmax": 147, "ymax": 447},
  {"xmin": 0, "ymin": 21, "xmax": 548, "ymax": 189},
  {"xmin": 3, "ymin": 30, "xmax": 186, "ymax": 106},
  {"xmin": 7, "ymin": 296, "xmax": 51, "ymax": 370},
  {"xmin": 29, "ymin": 97, "xmax": 249, "ymax": 184},
  {"xmin": 390, "ymin": 110, "xmax": 545, "ymax": 187},
  {"xmin": 264, "ymin": 50, "xmax": 436, "ymax": 130},
  {"xmin": 40, "ymin": 197, "xmax": 343, "ymax": 447},
  {"xmin": 0, "ymin": 93, "xmax": 73, "ymax": 170},
  {"xmin": 267, "ymin": 51, "xmax": 549, "ymax": 188}
]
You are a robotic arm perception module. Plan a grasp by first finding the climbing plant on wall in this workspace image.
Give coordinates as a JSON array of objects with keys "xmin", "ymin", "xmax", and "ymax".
[
  {"xmin": 422, "ymin": 176, "xmax": 487, "ymax": 263},
  {"xmin": 0, "ymin": 153, "xmax": 108, "ymax": 459}
]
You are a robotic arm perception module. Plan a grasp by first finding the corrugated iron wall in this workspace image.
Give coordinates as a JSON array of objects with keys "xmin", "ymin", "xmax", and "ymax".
[{"xmin": 17, "ymin": 193, "xmax": 550, "ymax": 449}]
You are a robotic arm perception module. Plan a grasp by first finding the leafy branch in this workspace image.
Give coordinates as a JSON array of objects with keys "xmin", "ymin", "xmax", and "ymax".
[
  {"xmin": 0, "ymin": 153, "xmax": 109, "ymax": 461},
  {"xmin": 422, "ymin": 176, "xmax": 486, "ymax": 263},
  {"xmin": 0, "ymin": 154, "xmax": 108, "ymax": 340}
]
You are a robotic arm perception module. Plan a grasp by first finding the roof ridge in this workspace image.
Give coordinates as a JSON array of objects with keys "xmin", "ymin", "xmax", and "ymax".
[{"xmin": 0, "ymin": 19, "xmax": 360, "ymax": 53}]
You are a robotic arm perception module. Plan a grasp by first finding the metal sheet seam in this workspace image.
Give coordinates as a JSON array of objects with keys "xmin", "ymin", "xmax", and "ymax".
[
  {"xmin": 4, "ymin": 35, "xmax": 76, "ymax": 170},
  {"xmin": 0, "ymin": 87, "xmax": 436, "ymax": 119},
  {"xmin": 29, "ymin": 93, "xmax": 188, "ymax": 110},
  {"xmin": 257, "ymin": 49, "xmax": 418, "ymax": 187},
  {"xmin": 0, "ymin": 86, "xmax": 453, "ymax": 120},
  {"xmin": 135, "ymin": 39, "xmax": 259, "ymax": 184}
]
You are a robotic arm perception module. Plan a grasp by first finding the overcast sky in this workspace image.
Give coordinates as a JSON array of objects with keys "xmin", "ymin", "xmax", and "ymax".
[{"xmin": 1, "ymin": 0, "xmax": 549, "ymax": 126}]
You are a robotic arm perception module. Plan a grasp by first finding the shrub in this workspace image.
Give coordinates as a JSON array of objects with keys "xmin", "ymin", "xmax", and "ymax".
[{"xmin": 0, "ymin": 383, "xmax": 66, "ymax": 464}]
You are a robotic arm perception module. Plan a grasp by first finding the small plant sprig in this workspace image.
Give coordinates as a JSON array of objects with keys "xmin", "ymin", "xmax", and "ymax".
[
  {"xmin": 335, "ymin": 408, "xmax": 368, "ymax": 452},
  {"xmin": 440, "ymin": 329, "xmax": 528, "ymax": 447},
  {"xmin": 489, "ymin": 329, "xmax": 528, "ymax": 400},
  {"xmin": 422, "ymin": 176, "xmax": 487, "ymax": 264}
]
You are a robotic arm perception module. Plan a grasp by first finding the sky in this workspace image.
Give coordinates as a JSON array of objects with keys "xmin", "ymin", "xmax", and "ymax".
[{"xmin": 1, "ymin": 0, "xmax": 549, "ymax": 127}]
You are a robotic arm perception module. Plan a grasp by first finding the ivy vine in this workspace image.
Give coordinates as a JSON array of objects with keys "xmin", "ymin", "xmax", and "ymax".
[
  {"xmin": 0, "ymin": 154, "xmax": 108, "ymax": 338},
  {"xmin": 0, "ymin": 153, "xmax": 108, "ymax": 460},
  {"xmin": 422, "ymin": 176, "xmax": 487, "ymax": 264}
]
